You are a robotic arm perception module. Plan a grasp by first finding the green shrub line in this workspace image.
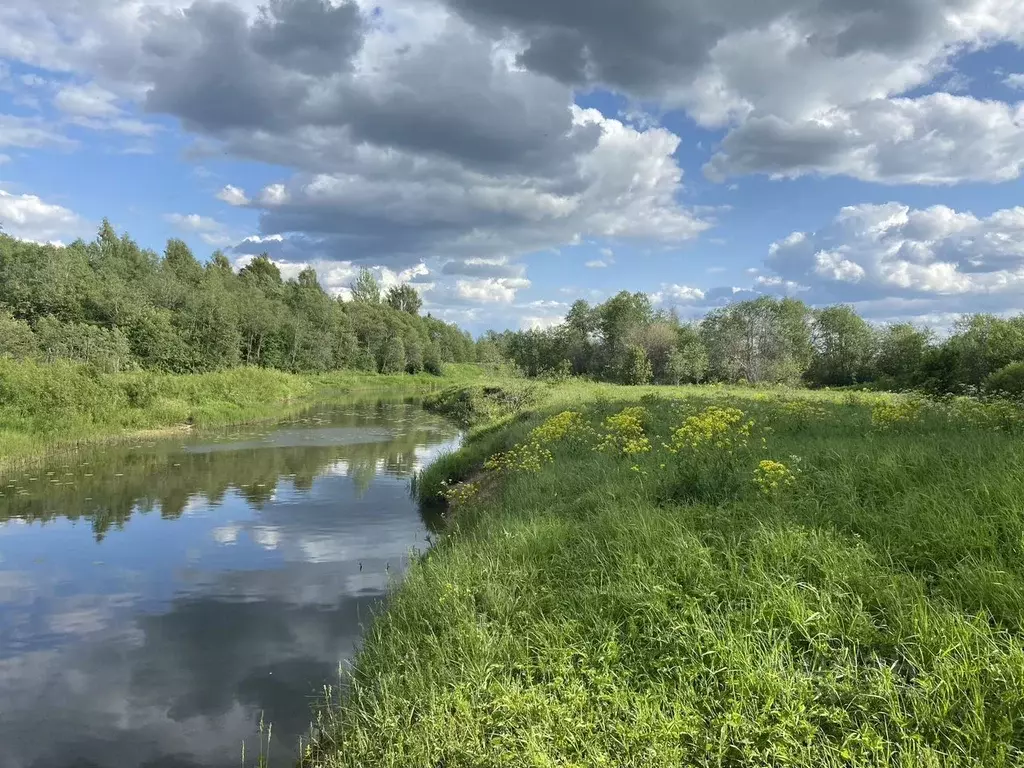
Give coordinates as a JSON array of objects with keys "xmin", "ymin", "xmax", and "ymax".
[
  {"xmin": 0, "ymin": 359, "xmax": 485, "ymax": 469},
  {"xmin": 306, "ymin": 381, "xmax": 1024, "ymax": 767}
]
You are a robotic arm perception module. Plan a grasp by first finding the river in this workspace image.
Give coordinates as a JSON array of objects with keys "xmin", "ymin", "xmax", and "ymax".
[{"xmin": 0, "ymin": 398, "xmax": 460, "ymax": 768}]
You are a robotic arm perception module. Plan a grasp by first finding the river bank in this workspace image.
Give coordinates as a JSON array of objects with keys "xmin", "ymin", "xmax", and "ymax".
[
  {"xmin": 0, "ymin": 358, "xmax": 485, "ymax": 469},
  {"xmin": 308, "ymin": 381, "xmax": 1024, "ymax": 767}
]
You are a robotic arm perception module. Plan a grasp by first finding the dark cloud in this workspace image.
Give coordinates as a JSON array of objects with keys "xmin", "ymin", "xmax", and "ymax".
[
  {"xmin": 138, "ymin": 3, "xmax": 599, "ymax": 178},
  {"xmin": 143, "ymin": 1, "xmax": 309, "ymax": 132},
  {"xmin": 251, "ymin": 0, "xmax": 364, "ymax": 75},
  {"xmin": 441, "ymin": 0, "xmax": 964, "ymax": 95},
  {"xmin": 441, "ymin": 258, "xmax": 526, "ymax": 279}
]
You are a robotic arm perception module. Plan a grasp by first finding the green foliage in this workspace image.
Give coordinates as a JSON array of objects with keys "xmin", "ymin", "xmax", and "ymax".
[
  {"xmin": 665, "ymin": 327, "xmax": 708, "ymax": 384},
  {"xmin": 874, "ymin": 323, "xmax": 931, "ymax": 389},
  {"xmin": 619, "ymin": 343, "xmax": 653, "ymax": 385},
  {"xmin": 0, "ymin": 226, "xmax": 473, "ymax": 378},
  {"xmin": 349, "ymin": 268, "xmax": 381, "ymax": 305},
  {"xmin": 385, "ymin": 283, "xmax": 422, "ymax": 314},
  {"xmin": 378, "ymin": 335, "xmax": 406, "ymax": 374},
  {"xmin": 488, "ymin": 289, "xmax": 1024, "ymax": 400},
  {"xmin": 0, "ymin": 310, "xmax": 36, "ymax": 359},
  {"xmin": 805, "ymin": 304, "xmax": 876, "ymax": 387},
  {"xmin": 0, "ymin": 357, "xmax": 484, "ymax": 467},
  {"xmin": 985, "ymin": 361, "xmax": 1024, "ymax": 398},
  {"xmin": 34, "ymin": 316, "xmax": 134, "ymax": 374},
  {"xmin": 308, "ymin": 382, "xmax": 1024, "ymax": 766}
]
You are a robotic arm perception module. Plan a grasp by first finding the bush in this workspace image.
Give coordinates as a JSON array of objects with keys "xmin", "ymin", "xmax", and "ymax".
[
  {"xmin": 0, "ymin": 310, "xmax": 36, "ymax": 359},
  {"xmin": 619, "ymin": 344, "xmax": 653, "ymax": 385},
  {"xmin": 985, "ymin": 361, "xmax": 1024, "ymax": 399}
]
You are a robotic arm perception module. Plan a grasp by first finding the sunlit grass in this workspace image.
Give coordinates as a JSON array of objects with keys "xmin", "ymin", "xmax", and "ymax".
[
  {"xmin": 308, "ymin": 381, "xmax": 1024, "ymax": 767},
  {"xmin": 0, "ymin": 358, "xmax": 486, "ymax": 469}
]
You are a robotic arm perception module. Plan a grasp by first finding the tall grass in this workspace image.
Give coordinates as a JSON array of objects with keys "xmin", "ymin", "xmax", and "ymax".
[
  {"xmin": 308, "ymin": 383, "xmax": 1024, "ymax": 767},
  {"xmin": 0, "ymin": 358, "xmax": 485, "ymax": 468}
]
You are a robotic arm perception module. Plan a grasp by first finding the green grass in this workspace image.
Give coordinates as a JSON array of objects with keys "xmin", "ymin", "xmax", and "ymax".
[
  {"xmin": 308, "ymin": 381, "xmax": 1024, "ymax": 767},
  {"xmin": 0, "ymin": 358, "xmax": 486, "ymax": 469}
]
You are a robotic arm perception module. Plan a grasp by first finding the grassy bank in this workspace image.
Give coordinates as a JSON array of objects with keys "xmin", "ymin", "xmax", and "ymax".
[
  {"xmin": 0, "ymin": 358, "xmax": 484, "ymax": 468},
  {"xmin": 309, "ymin": 381, "xmax": 1024, "ymax": 767}
]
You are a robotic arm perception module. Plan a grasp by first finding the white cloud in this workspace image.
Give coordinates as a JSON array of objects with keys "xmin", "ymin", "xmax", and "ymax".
[
  {"xmin": 0, "ymin": 188, "xmax": 90, "ymax": 243},
  {"xmin": 764, "ymin": 202, "xmax": 1024, "ymax": 316},
  {"xmin": 52, "ymin": 81, "xmax": 160, "ymax": 135},
  {"xmin": 54, "ymin": 82, "xmax": 120, "ymax": 118},
  {"xmin": 258, "ymin": 183, "xmax": 289, "ymax": 206},
  {"xmin": 652, "ymin": 283, "xmax": 706, "ymax": 305},
  {"xmin": 0, "ymin": 0, "xmax": 710, "ymax": 282},
  {"xmin": 454, "ymin": 277, "xmax": 531, "ymax": 304},
  {"xmin": 584, "ymin": 260, "xmax": 608, "ymax": 269},
  {"xmin": 0, "ymin": 114, "xmax": 76, "ymax": 150},
  {"xmin": 706, "ymin": 94, "xmax": 1024, "ymax": 185},
  {"xmin": 216, "ymin": 185, "xmax": 249, "ymax": 206},
  {"xmin": 165, "ymin": 212, "xmax": 234, "ymax": 246},
  {"xmin": 1005, "ymin": 73, "xmax": 1024, "ymax": 90},
  {"xmin": 0, "ymin": 154, "xmax": 9, "ymax": 165},
  {"xmin": 520, "ymin": 314, "xmax": 564, "ymax": 331}
]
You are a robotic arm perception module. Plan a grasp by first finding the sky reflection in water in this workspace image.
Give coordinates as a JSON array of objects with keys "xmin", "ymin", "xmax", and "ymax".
[{"xmin": 0, "ymin": 399, "xmax": 460, "ymax": 768}]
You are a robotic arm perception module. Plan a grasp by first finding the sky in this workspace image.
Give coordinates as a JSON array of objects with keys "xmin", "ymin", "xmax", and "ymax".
[{"xmin": 1, "ymin": 0, "xmax": 1024, "ymax": 334}]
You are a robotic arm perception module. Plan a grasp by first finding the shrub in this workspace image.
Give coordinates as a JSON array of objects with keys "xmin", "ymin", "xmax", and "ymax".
[{"xmin": 985, "ymin": 361, "xmax": 1024, "ymax": 399}]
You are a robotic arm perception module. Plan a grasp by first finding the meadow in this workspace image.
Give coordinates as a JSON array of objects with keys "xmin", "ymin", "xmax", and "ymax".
[
  {"xmin": 308, "ymin": 381, "xmax": 1024, "ymax": 767},
  {"xmin": 0, "ymin": 358, "xmax": 483, "ymax": 469}
]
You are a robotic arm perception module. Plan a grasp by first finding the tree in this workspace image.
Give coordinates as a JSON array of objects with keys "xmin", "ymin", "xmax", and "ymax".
[
  {"xmin": 404, "ymin": 334, "xmax": 424, "ymax": 373},
  {"xmin": 0, "ymin": 310, "xmax": 36, "ymax": 359},
  {"xmin": 805, "ymin": 305, "xmax": 876, "ymax": 387},
  {"xmin": 598, "ymin": 291, "xmax": 653, "ymax": 357},
  {"xmin": 423, "ymin": 340, "xmax": 443, "ymax": 376},
  {"xmin": 985, "ymin": 362, "xmax": 1024, "ymax": 399},
  {"xmin": 350, "ymin": 268, "xmax": 381, "ymax": 305},
  {"xmin": 379, "ymin": 335, "xmax": 406, "ymax": 373},
  {"xmin": 874, "ymin": 323, "xmax": 932, "ymax": 389},
  {"xmin": 386, "ymin": 284, "xmax": 422, "ymax": 315},
  {"xmin": 209, "ymin": 250, "xmax": 233, "ymax": 275},
  {"xmin": 665, "ymin": 329, "xmax": 709, "ymax": 385},
  {"xmin": 632, "ymin": 321, "xmax": 679, "ymax": 383},
  {"xmin": 475, "ymin": 337, "xmax": 503, "ymax": 367},
  {"xmin": 619, "ymin": 344, "xmax": 653, "ymax": 385},
  {"xmin": 947, "ymin": 314, "xmax": 1024, "ymax": 387},
  {"xmin": 239, "ymin": 254, "xmax": 283, "ymax": 296},
  {"xmin": 164, "ymin": 239, "xmax": 203, "ymax": 285},
  {"xmin": 701, "ymin": 297, "xmax": 811, "ymax": 384}
]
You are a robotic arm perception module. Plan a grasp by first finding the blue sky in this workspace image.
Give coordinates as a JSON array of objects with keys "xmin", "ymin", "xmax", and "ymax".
[{"xmin": 2, "ymin": 0, "xmax": 1024, "ymax": 334}]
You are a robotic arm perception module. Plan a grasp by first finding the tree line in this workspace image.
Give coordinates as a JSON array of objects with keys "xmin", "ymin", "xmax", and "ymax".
[
  {"xmin": 483, "ymin": 292, "xmax": 1024, "ymax": 397},
  {"xmin": 0, "ymin": 221, "xmax": 476, "ymax": 375}
]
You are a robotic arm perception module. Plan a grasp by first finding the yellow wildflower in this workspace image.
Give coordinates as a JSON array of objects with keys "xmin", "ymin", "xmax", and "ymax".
[
  {"xmin": 596, "ymin": 406, "xmax": 652, "ymax": 457},
  {"xmin": 665, "ymin": 406, "xmax": 754, "ymax": 454},
  {"xmin": 753, "ymin": 459, "xmax": 797, "ymax": 495}
]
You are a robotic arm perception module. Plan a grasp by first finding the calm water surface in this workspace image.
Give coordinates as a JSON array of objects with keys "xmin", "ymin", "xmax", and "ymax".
[{"xmin": 0, "ymin": 399, "xmax": 460, "ymax": 768}]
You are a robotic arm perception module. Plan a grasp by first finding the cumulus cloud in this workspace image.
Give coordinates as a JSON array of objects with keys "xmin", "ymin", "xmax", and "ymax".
[
  {"xmin": 1005, "ymin": 73, "xmax": 1024, "ymax": 90},
  {"xmin": 454, "ymin": 276, "xmax": 531, "ymax": 304},
  {"xmin": 441, "ymin": 0, "xmax": 1024, "ymax": 185},
  {"xmin": 0, "ymin": 188, "xmax": 90, "ymax": 243},
  {"xmin": 652, "ymin": 283, "xmax": 707, "ymax": 305},
  {"xmin": 0, "ymin": 0, "xmax": 708, "ymax": 277},
  {"xmin": 53, "ymin": 80, "xmax": 161, "ymax": 135},
  {"xmin": 225, "ymin": 104, "xmax": 706, "ymax": 268},
  {"xmin": 165, "ymin": 212, "xmax": 235, "ymax": 246},
  {"xmin": 216, "ymin": 184, "xmax": 250, "ymax": 206},
  {"xmin": 763, "ymin": 202, "xmax": 1024, "ymax": 316},
  {"xmin": 705, "ymin": 94, "xmax": 1024, "ymax": 185}
]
